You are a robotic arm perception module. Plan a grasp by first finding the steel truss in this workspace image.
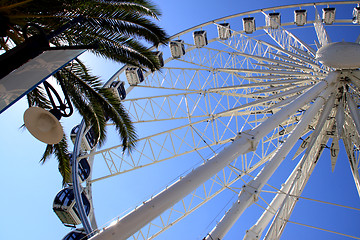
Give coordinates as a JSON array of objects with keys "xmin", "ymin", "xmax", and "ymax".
[{"xmin": 69, "ymin": 2, "xmax": 360, "ymax": 240}]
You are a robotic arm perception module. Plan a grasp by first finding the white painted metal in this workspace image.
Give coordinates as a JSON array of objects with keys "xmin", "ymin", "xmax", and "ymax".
[
  {"xmin": 322, "ymin": 7, "xmax": 336, "ymax": 25},
  {"xmin": 330, "ymin": 135, "xmax": 340, "ymax": 172},
  {"xmin": 336, "ymin": 97, "xmax": 345, "ymax": 137},
  {"xmin": 90, "ymin": 75, "xmax": 334, "ymax": 240},
  {"xmin": 316, "ymin": 42, "xmax": 360, "ymax": 69},
  {"xmin": 243, "ymin": 155, "xmax": 304, "ymax": 240},
  {"xmin": 343, "ymin": 127, "xmax": 360, "ymax": 197},
  {"xmin": 346, "ymin": 92, "xmax": 360, "ymax": 136},
  {"xmin": 314, "ymin": 6, "xmax": 331, "ymax": 47},
  {"xmin": 68, "ymin": 3, "xmax": 360, "ymax": 240},
  {"xmin": 264, "ymin": 110, "xmax": 335, "ymax": 240},
  {"xmin": 205, "ymin": 73, "xmax": 338, "ymax": 240},
  {"xmin": 243, "ymin": 17, "xmax": 256, "ymax": 34},
  {"xmin": 244, "ymin": 92, "xmax": 336, "ymax": 240},
  {"xmin": 294, "ymin": 9, "xmax": 307, "ymax": 26},
  {"xmin": 193, "ymin": 30, "xmax": 208, "ymax": 48},
  {"xmin": 353, "ymin": 7, "xmax": 360, "ymax": 24},
  {"xmin": 217, "ymin": 23, "xmax": 231, "ymax": 40},
  {"xmin": 266, "ymin": 13, "xmax": 281, "ymax": 29}
]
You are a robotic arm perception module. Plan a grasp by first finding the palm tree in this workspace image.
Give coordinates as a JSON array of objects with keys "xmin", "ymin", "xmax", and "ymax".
[{"xmin": 0, "ymin": 0, "xmax": 168, "ymax": 184}]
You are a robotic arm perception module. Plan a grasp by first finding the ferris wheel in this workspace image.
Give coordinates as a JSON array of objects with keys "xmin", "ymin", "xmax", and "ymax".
[{"xmin": 55, "ymin": 2, "xmax": 360, "ymax": 240}]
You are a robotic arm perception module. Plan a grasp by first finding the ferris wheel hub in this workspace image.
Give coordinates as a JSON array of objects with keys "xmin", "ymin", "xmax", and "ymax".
[{"xmin": 316, "ymin": 42, "xmax": 360, "ymax": 69}]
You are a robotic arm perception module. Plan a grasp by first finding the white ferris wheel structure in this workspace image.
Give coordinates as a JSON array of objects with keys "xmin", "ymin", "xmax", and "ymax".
[{"xmin": 58, "ymin": 1, "xmax": 360, "ymax": 240}]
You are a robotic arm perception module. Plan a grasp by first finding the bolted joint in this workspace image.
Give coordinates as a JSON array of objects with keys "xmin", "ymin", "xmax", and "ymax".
[
  {"xmin": 243, "ymin": 228, "xmax": 260, "ymax": 240},
  {"xmin": 239, "ymin": 130, "xmax": 259, "ymax": 152},
  {"xmin": 242, "ymin": 180, "xmax": 260, "ymax": 202}
]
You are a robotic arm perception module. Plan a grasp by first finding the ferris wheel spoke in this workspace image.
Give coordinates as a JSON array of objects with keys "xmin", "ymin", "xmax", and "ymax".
[
  {"xmin": 216, "ymin": 84, "xmax": 312, "ymax": 118},
  {"xmin": 183, "ymin": 45, "xmax": 240, "ymax": 69},
  {"xmin": 63, "ymin": 4, "xmax": 360, "ymax": 240},
  {"xmin": 346, "ymin": 92, "xmax": 360, "ymax": 135},
  {"xmin": 262, "ymin": 91, "xmax": 336, "ymax": 239},
  {"xmin": 93, "ymin": 106, "xmax": 280, "ymax": 181},
  {"xmin": 266, "ymin": 95, "xmax": 302, "ymax": 112},
  {"xmin": 230, "ymin": 50, "xmax": 316, "ymax": 72},
  {"xmin": 262, "ymin": 12, "xmax": 316, "ymax": 56},
  {"xmin": 243, "ymin": 149, "xmax": 306, "ymax": 240},
  {"xmin": 216, "ymin": 68, "xmax": 317, "ymax": 77},
  {"xmin": 120, "ymin": 78, "xmax": 313, "ymax": 126},
  {"xmin": 203, "ymin": 80, "xmax": 336, "ymax": 240},
  {"xmin": 235, "ymin": 32, "xmax": 319, "ymax": 70},
  {"xmin": 209, "ymin": 78, "xmax": 313, "ymax": 91},
  {"xmin": 128, "ymin": 144, "xmax": 281, "ymax": 240},
  {"xmin": 123, "ymin": 92, "xmax": 209, "ymax": 123},
  {"xmin": 122, "ymin": 91, "xmax": 268, "ymax": 124},
  {"xmin": 142, "ymin": 68, "xmax": 216, "ymax": 90},
  {"xmin": 90, "ymin": 72, "xmax": 332, "ymax": 240},
  {"xmin": 253, "ymin": 62, "xmax": 309, "ymax": 72},
  {"xmin": 269, "ymin": 52, "xmax": 321, "ymax": 71},
  {"xmin": 264, "ymin": 119, "xmax": 333, "ymax": 240},
  {"xmin": 343, "ymin": 135, "xmax": 360, "ymax": 198},
  {"xmin": 342, "ymin": 119, "xmax": 360, "ymax": 197},
  {"xmin": 313, "ymin": 6, "xmax": 331, "ymax": 48},
  {"xmin": 217, "ymin": 39, "xmax": 320, "ymax": 75},
  {"xmin": 90, "ymin": 116, "xmax": 246, "ymax": 182},
  {"xmin": 290, "ymin": 45, "xmax": 315, "ymax": 59}
]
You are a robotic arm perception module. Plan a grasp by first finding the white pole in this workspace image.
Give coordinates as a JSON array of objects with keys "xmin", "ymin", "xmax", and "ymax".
[
  {"xmin": 89, "ymin": 73, "xmax": 337, "ymax": 240},
  {"xmin": 244, "ymin": 92, "xmax": 336, "ymax": 240},
  {"xmin": 243, "ymin": 157, "xmax": 302, "ymax": 240},
  {"xmin": 205, "ymin": 71, "xmax": 338, "ymax": 240},
  {"xmin": 346, "ymin": 92, "xmax": 360, "ymax": 135}
]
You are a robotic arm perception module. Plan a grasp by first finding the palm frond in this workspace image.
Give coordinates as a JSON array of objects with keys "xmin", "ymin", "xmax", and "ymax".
[
  {"xmin": 100, "ymin": 0, "xmax": 162, "ymax": 18},
  {"xmin": 2, "ymin": 0, "xmax": 167, "ymax": 184},
  {"xmin": 27, "ymin": 85, "xmax": 51, "ymax": 109},
  {"xmin": 40, "ymin": 136, "xmax": 71, "ymax": 186},
  {"xmin": 59, "ymin": 61, "xmax": 136, "ymax": 151}
]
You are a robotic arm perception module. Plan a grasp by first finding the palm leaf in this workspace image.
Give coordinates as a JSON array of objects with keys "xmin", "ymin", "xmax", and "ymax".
[
  {"xmin": 40, "ymin": 136, "xmax": 71, "ymax": 186},
  {"xmin": 2, "ymin": 0, "xmax": 167, "ymax": 184}
]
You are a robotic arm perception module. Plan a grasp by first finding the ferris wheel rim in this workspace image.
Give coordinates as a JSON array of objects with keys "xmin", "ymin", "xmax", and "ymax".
[
  {"xmin": 65, "ymin": 2, "xmax": 360, "ymax": 240},
  {"xmin": 106, "ymin": 1, "xmax": 357, "ymax": 87}
]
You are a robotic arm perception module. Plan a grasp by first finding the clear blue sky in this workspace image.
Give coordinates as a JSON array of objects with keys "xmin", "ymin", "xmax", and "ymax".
[{"xmin": 1, "ymin": 1, "xmax": 360, "ymax": 240}]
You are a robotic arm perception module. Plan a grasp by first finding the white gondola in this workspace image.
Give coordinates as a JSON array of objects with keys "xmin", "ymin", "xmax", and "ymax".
[
  {"xmin": 66, "ymin": 152, "xmax": 91, "ymax": 183},
  {"xmin": 294, "ymin": 9, "xmax": 307, "ymax": 26},
  {"xmin": 83, "ymin": 126, "xmax": 98, "ymax": 151},
  {"xmin": 69, "ymin": 153, "xmax": 91, "ymax": 182},
  {"xmin": 70, "ymin": 125, "xmax": 98, "ymax": 151},
  {"xmin": 217, "ymin": 23, "xmax": 231, "ymax": 40},
  {"xmin": 193, "ymin": 30, "xmax": 208, "ymax": 48},
  {"xmin": 108, "ymin": 81, "xmax": 126, "ymax": 100},
  {"xmin": 170, "ymin": 40, "xmax": 185, "ymax": 58},
  {"xmin": 322, "ymin": 7, "xmax": 336, "ymax": 25},
  {"xmin": 77, "ymin": 156, "xmax": 91, "ymax": 182},
  {"xmin": 353, "ymin": 7, "xmax": 360, "ymax": 24},
  {"xmin": 153, "ymin": 51, "xmax": 164, "ymax": 68},
  {"xmin": 62, "ymin": 229, "xmax": 87, "ymax": 240},
  {"xmin": 243, "ymin": 17, "xmax": 256, "ymax": 34},
  {"xmin": 125, "ymin": 67, "xmax": 144, "ymax": 86},
  {"xmin": 267, "ymin": 12, "xmax": 281, "ymax": 29},
  {"xmin": 70, "ymin": 125, "xmax": 80, "ymax": 145},
  {"xmin": 53, "ymin": 187, "xmax": 91, "ymax": 226}
]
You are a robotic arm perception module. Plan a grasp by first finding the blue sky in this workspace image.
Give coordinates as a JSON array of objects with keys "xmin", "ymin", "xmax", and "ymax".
[{"xmin": 1, "ymin": 1, "xmax": 360, "ymax": 240}]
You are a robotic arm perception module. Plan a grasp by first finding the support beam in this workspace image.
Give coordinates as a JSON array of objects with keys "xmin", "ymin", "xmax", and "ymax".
[
  {"xmin": 244, "ymin": 93, "xmax": 335, "ymax": 240},
  {"xmin": 204, "ymin": 73, "xmax": 337, "ymax": 240},
  {"xmin": 243, "ymin": 157, "xmax": 303, "ymax": 240},
  {"xmin": 346, "ymin": 92, "xmax": 360, "ymax": 136},
  {"xmin": 89, "ymin": 72, "xmax": 338, "ymax": 240},
  {"xmin": 313, "ymin": 6, "xmax": 331, "ymax": 47}
]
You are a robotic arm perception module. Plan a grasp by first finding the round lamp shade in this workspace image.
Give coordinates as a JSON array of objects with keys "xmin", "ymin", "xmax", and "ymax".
[{"xmin": 24, "ymin": 107, "xmax": 63, "ymax": 144}]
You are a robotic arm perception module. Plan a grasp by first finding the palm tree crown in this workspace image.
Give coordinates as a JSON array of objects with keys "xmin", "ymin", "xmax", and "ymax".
[{"xmin": 0, "ymin": 0, "xmax": 168, "ymax": 184}]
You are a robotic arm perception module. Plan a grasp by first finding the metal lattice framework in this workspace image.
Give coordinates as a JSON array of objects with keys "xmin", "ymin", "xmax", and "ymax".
[{"xmin": 68, "ymin": 2, "xmax": 360, "ymax": 240}]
